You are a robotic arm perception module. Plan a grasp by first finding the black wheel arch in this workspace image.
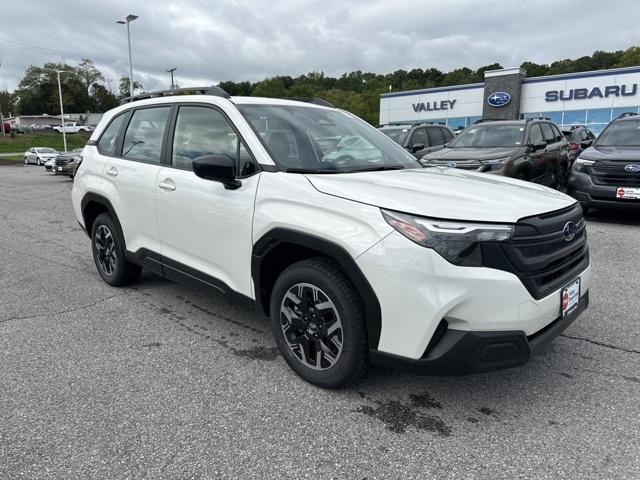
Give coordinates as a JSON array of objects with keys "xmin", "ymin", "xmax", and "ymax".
[
  {"xmin": 80, "ymin": 193, "xmax": 124, "ymax": 243},
  {"xmin": 252, "ymin": 228, "xmax": 382, "ymax": 350}
]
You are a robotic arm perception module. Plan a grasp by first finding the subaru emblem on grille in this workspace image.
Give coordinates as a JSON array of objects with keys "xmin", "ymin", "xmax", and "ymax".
[
  {"xmin": 563, "ymin": 221, "xmax": 576, "ymax": 242},
  {"xmin": 624, "ymin": 164, "xmax": 640, "ymax": 173},
  {"xmin": 446, "ymin": 162, "xmax": 457, "ymax": 168}
]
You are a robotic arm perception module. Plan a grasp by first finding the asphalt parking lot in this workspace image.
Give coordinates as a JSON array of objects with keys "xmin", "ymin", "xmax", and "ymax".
[{"xmin": 1, "ymin": 165, "xmax": 639, "ymax": 479}]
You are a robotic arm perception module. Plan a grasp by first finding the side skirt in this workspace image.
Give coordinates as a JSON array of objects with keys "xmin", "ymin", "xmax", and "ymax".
[{"xmin": 126, "ymin": 248, "xmax": 256, "ymax": 310}]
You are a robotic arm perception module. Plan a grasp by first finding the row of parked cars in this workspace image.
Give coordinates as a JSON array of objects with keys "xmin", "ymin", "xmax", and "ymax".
[
  {"xmin": 378, "ymin": 113, "xmax": 639, "ymax": 213},
  {"xmin": 24, "ymin": 147, "xmax": 83, "ymax": 178}
]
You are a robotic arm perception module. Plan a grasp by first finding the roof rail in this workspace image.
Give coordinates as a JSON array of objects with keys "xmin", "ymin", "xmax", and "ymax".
[
  {"xmin": 615, "ymin": 112, "xmax": 639, "ymax": 120},
  {"xmin": 287, "ymin": 97, "xmax": 335, "ymax": 108},
  {"xmin": 120, "ymin": 85, "xmax": 231, "ymax": 105},
  {"xmin": 525, "ymin": 116, "xmax": 552, "ymax": 122}
]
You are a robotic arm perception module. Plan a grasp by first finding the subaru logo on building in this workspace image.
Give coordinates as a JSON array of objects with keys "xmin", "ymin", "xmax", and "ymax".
[
  {"xmin": 446, "ymin": 161, "xmax": 457, "ymax": 168},
  {"xmin": 563, "ymin": 221, "xmax": 577, "ymax": 242},
  {"xmin": 624, "ymin": 164, "xmax": 640, "ymax": 173},
  {"xmin": 487, "ymin": 92, "xmax": 511, "ymax": 107}
]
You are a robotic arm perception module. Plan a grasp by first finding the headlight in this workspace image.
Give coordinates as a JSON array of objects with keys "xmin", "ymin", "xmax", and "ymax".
[
  {"xmin": 573, "ymin": 157, "xmax": 595, "ymax": 173},
  {"xmin": 480, "ymin": 157, "xmax": 509, "ymax": 171},
  {"xmin": 382, "ymin": 209, "xmax": 514, "ymax": 267}
]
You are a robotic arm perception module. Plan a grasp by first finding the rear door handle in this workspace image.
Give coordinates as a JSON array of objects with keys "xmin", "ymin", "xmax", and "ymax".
[
  {"xmin": 106, "ymin": 166, "xmax": 118, "ymax": 177},
  {"xmin": 158, "ymin": 179, "xmax": 176, "ymax": 191}
]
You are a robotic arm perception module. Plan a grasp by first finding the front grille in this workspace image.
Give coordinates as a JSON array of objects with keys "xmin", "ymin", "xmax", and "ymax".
[
  {"xmin": 589, "ymin": 162, "xmax": 640, "ymax": 187},
  {"xmin": 428, "ymin": 159, "xmax": 481, "ymax": 170},
  {"xmin": 483, "ymin": 203, "xmax": 589, "ymax": 300}
]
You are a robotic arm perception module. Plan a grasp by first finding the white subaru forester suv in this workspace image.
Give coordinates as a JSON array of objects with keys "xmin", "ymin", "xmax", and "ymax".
[{"xmin": 72, "ymin": 86, "xmax": 591, "ymax": 388}]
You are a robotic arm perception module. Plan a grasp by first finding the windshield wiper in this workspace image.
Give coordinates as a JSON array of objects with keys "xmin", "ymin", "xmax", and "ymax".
[
  {"xmin": 344, "ymin": 165, "xmax": 407, "ymax": 173},
  {"xmin": 285, "ymin": 167, "xmax": 342, "ymax": 174}
]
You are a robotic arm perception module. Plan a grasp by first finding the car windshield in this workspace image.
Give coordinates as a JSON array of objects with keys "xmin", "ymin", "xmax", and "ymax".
[
  {"xmin": 448, "ymin": 124, "xmax": 525, "ymax": 148},
  {"xmin": 378, "ymin": 127, "xmax": 410, "ymax": 145},
  {"xmin": 237, "ymin": 104, "xmax": 420, "ymax": 173},
  {"xmin": 596, "ymin": 119, "xmax": 640, "ymax": 146},
  {"xmin": 39, "ymin": 148, "xmax": 57, "ymax": 153}
]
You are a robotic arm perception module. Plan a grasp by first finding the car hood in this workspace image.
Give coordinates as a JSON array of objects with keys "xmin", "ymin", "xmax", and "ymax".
[
  {"xmin": 39, "ymin": 153, "xmax": 58, "ymax": 158},
  {"xmin": 423, "ymin": 147, "xmax": 519, "ymax": 162},
  {"xmin": 580, "ymin": 145, "xmax": 640, "ymax": 161},
  {"xmin": 306, "ymin": 168, "xmax": 574, "ymax": 223}
]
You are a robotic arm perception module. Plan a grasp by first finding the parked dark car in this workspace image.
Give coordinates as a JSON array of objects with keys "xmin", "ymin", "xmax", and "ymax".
[
  {"xmin": 568, "ymin": 112, "xmax": 640, "ymax": 213},
  {"xmin": 378, "ymin": 122, "xmax": 455, "ymax": 159},
  {"xmin": 53, "ymin": 148, "xmax": 83, "ymax": 178},
  {"xmin": 560, "ymin": 125, "xmax": 596, "ymax": 163},
  {"xmin": 421, "ymin": 119, "xmax": 570, "ymax": 190}
]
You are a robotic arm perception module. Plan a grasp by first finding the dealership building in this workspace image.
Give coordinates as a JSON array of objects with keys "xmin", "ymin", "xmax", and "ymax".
[{"xmin": 379, "ymin": 65, "xmax": 640, "ymax": 135}]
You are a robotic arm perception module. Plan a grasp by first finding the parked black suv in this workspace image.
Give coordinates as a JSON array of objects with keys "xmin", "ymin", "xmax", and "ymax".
[
  {"xmin": 378, "ymin": 123, "xmax": 454, "ymax": 159},
  {"xmin": 568, "ymin": 113, "xmax": 640, "ymax": 212},
  {"xmin": 422, "ymin": 119, "xmax": 570, "ymax": 190},
  {"xmin": 560, "ymin": 125, "xmax": 596, "ymax": 163}
]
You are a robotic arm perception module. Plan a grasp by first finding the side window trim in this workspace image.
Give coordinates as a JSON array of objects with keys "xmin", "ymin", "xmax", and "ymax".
[{"xmin": 167, "ymin": 102, "xmax": 260, "ymax": 178}]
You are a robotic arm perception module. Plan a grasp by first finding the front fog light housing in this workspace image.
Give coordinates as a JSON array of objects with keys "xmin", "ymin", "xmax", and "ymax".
[{"xmin": 381, "ymin": 209, "xmax": 514, "ymax": 267}]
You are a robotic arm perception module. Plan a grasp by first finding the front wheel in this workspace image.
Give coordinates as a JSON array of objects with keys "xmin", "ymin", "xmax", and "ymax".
[
  {"xmin": 24, "ymin": 157, "xmax": 28, "ymax": 164},
  {"xmin": 91, "ymin": 213, "xmax": 141, "ymax": 286},
  {"xmin": 37, "ymin": 157, "xmax": 42, "ymax": 166},
  {"xmin": 270, "ymin": 258, "xmax": 368, "ymax": 389}
]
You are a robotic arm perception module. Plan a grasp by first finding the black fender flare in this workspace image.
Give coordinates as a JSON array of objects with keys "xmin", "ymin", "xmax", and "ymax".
[
  {"xmin": 80, "ymin": 192, "xmax": 124, "ymax": 241},
  {"xmin": 252, "ymin": 228, "xmax": 382, "ymax": 350}
]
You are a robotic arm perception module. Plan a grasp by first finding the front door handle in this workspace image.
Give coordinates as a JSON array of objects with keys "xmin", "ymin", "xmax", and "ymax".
[
  {"xmin": 158, "ymin": 179, "xmax": 176, "ymax": 191},
  {"xmin": 106, "ymin": 166, "xmax": 118, "ymax": 177}
]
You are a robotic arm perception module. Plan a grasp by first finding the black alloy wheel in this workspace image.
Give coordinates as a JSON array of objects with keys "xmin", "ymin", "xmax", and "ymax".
[{"xmin": 270, "ymin": 258, "xmax": 368, "ymax": 389}]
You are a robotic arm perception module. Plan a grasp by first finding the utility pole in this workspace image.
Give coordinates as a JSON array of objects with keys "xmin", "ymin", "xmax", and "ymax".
[{"xmin": 166, "ymin": 67, "xmax": 177, "ymax": 89}]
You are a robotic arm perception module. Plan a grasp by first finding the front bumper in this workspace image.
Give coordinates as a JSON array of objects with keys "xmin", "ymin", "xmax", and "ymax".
[
  {"xmin": 568, "ymin": 170, "xmax": 640, "ymax": 210},
  {"xmin": 370, "ymin": 292, "xmax": 588, "ymax": 375},
  {"xmin": 356, "ymin": 230, "xmax": 591, "ymax": 372}
]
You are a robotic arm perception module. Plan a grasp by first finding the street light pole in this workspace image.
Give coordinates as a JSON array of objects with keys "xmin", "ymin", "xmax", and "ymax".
[
  {"xmin": 116, "ymin": 14, "xmax": 139, "ymax": 96},
  {"xmin": 166, "ymin": 67, "xmax": 177, "ymax": 89},
  {"xmin": 44, "ymin": 67, "xmax": 69, "ymax": 152},
  {"xmin": 55, "ymin": 70, "xmax": 67, "ymax": 152}
]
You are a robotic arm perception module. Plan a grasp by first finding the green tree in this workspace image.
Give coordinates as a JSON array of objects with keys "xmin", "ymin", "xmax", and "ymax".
[
  {"xmin": 0, "ymin": 90, "xmax": 17, "ymax": 116},
  {"xmin": 118, "ymin": 76, "xmax": 144, "ymax": 98},
  {"xmin": 76, "ymin": 59, "xmax": 104, "ymax": 95}
]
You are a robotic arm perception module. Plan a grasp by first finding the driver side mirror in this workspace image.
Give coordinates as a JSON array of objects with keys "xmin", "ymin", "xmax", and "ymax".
[
  {"xmin": 411, "ymin": 143, "xmax": 425, "ymax": 153},
  {"xmin": 580, "ymin": 140, "xmax": 593, "ymax": 149},
  {"xmin": 193, "ymin": 154, "xmax": 242, "ymax": 190},
  {"xmin": 529, "ymin": 141, "xmax": 547, "ymax": 152}
]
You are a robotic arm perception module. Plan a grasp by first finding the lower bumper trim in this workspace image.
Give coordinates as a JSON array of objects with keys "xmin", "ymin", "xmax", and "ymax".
[{"xmin": 370, "ymin": 291, "xmax": 589, "ymax": 376}]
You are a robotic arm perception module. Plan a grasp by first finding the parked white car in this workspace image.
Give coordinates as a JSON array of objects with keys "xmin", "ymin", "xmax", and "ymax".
[
  {"xmin": 72, "ymin": 87, "xmax": 592, "ymax": 388},
  {"xmin": 52, "ymin": 122, "xmax": 92, "ymax": 134},
  {"xmin": 24, "ymin": 147, "xmax": 59, "ymax": 165}
]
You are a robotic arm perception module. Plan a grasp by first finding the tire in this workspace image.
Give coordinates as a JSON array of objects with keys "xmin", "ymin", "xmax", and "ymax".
[
  {"xmin": 90, "ymin": 213, "xmax": 141, "ymax": 286},
  {"xmin": 516, "ymin": 171, "xmax": 528, "ymax": 181},
  {"xmin": 270, "ymin": 257, "xmax": 368, "ymax": 389},
  {"xmin": 24, "ymin": 157, "xmax": 28, "ymax": 165},
  {"xmin": 554, "ymin": 164, "xmax": 568, "ymax": 192},
  {"xmin": 37, "ymin": 157, "xmax": 42, "ymax": 166},
  {"xmin": 581, "ymin": 204, "xmax": 590, "ymax": 216}
]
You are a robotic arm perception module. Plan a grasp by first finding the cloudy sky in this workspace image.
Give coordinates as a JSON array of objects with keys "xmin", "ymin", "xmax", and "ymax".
[{"xmin": 1, "ymin": 0, "xmax": 639, "ymax": 93}]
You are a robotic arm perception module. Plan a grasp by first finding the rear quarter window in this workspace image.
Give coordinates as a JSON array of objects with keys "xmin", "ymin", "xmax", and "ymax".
[{"xmin": 97, "ymin": 113, "xmax": 127, "ymax": 156}]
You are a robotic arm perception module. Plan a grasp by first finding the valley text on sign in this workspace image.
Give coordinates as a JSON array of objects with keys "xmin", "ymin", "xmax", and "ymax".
[{"xmin": 412, "ymin": 100, "xmax": 457, "ymax": 112}]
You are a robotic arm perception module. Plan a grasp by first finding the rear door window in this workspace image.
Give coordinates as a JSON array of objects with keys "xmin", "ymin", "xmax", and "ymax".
[
  {"xmin": 122, "ymin": 107, "xmax": 171, "ymax": 163},
  {"xmin": 97, "ymin": 113, "xmax": 127, "ymax": 156}
]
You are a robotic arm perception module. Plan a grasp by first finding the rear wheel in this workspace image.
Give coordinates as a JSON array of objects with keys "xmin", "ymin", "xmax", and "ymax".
[
  {"xmin": 91, "ymin": 213, "xmax": 141, "ymax": 286},
  {"xmin": 554, "ymin": 164, "xmax": 568, "ymax": 191},
  {"xmin": 270, "ymin": 258, "xmax": 368, "ymax": 389}
]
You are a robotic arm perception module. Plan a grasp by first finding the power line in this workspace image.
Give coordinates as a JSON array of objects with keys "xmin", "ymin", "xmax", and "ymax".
[{"xmin": 0, "ymin": 37, "xmax": 117, "ymax": 66}]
